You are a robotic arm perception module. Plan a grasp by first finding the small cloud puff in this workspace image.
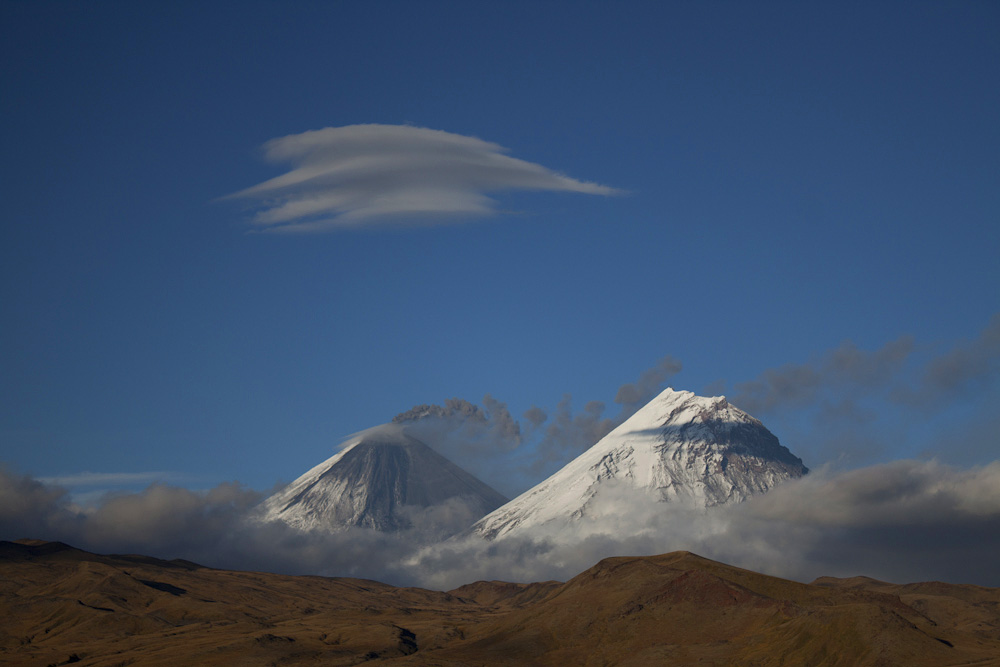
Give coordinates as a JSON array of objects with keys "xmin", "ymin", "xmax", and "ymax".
[{"xmin": 227, "ymin": 124, "xmax": 621, "ymax": 232}]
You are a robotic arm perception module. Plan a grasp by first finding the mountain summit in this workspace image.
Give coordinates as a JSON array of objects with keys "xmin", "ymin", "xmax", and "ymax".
[
  {"xmin": 474, "ymin": 388, "xmax": 807, "ymax": 539},
  {"xmin": 258, "ymin": 424, "xmax": 508, "ymax": 532}
]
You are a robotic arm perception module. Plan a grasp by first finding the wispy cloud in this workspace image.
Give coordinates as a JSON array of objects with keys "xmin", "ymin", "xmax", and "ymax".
[
  {"xmin": 389, "ymin": 357, "xmax": 683, "ymax": 495},
  {"xmin": 226, "ymin": 124, "xmax": 622, "ymax": 232},
  {"xmin": 729, "ymin": 336, "xmax": 914, "ymax": 415},
  {"xmin": 715, "ymin": 313, "xmax": 1000, "ymax": 467},
  {"xmin": 613, "ymin": 355, "xmax": 683, "ymax": 420},
  {"xmin": 892, "ymin": 312, "xmax": 1000, "ymax": 408},
  {"xmin": 37, "ymin": 471, "xmax": 189, "ymax": 487},
  {"xmin": 727, "ymin": 314, "xmax": 1000, "ymax": 420}
]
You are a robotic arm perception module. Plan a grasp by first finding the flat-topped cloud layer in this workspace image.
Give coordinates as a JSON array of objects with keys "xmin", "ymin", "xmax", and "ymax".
[{"xmin": 227, "ymin": 124, "xmax": 621, "ymax": 232}]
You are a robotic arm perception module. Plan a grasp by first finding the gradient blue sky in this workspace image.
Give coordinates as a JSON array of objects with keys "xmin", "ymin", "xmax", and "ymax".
[{"xmin": 2, "ymin": 1, "xmax": 998, "ymax": 500}]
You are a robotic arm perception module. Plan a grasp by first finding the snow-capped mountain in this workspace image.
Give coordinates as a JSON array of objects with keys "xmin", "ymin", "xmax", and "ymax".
[
  {"xmin": 474, "ymin": 388, "xmax": 807, "ymax": 540},
  {"xmin": 258, "ymin": 423, "xmax": 508, "ymax": 532}
]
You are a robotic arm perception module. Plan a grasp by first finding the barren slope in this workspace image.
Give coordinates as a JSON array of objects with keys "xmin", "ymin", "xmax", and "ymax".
[{"xmin": 3, "ymin": 541, "xmax": 999, "ymax": 666}]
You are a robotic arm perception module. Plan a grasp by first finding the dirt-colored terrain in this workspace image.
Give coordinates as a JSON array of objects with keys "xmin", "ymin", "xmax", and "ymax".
[{"xmin": 2, "ymin": 539, "xmax": 999, "ymax": 666}]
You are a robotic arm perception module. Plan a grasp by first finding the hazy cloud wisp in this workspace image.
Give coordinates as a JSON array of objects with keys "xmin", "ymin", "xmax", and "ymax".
[
  {"xmin": 614, "ymin": 355, "xmax": 683, "ymax": 420},
  {"xmin": 391, "ymin": 396, "xmax": 523, "ymax": 496},
  {"xmin": 228, "ymin": 124, "xmax": 621, "ymax": 232},
  {"xmin": 719, "ymin": 315, "xmax": 1000, "ymax": 467},
  {"xmin": 729, "ymin": 314, "xmax": 1000, "ymax": 420},
  {"xmin": 391, "ymin": 356, "xmax": 683, "ymax": 493},
  {"xmin": 730, "ymin": 336, "xmax": 914, "ymax": 416},
  {"xmin": 893, "ymin": 313, "xmax": 1000, "ymax": 408},
  {"xmin": 37, "ymin": 471, "xmax": 189, "ymax": 487}
]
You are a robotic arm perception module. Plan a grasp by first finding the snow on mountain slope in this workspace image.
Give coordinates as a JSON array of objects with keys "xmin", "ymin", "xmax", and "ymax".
[
  {"xmin": 474, "ymin": 388, "xmax": 807, "ymax": 540},
  {"xmin": 258, "ymin": 424, "xmax": 508, "ymax": 532}
]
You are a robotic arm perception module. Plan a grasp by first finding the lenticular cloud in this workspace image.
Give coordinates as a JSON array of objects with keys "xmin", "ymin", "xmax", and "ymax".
[{"xmin": 228, "ymin": 124, "xmax": 620, "ymax": 232}]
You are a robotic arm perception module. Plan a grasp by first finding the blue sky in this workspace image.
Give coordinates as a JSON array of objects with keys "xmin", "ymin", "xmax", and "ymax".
[{"xmin": 2, "ymin": 1, "xmax": 998, "ymax": 503}]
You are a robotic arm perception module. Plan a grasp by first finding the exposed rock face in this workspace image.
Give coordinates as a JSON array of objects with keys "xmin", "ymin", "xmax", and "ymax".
[{"xmin": 474, "ymin": 388, "xmax": 807, "ymax": 540}]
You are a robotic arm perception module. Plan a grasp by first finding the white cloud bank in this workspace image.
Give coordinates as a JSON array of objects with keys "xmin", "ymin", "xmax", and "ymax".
[
  {"xmin": 3, "ymin": 459, "xmax": 1000, "ymax": 589},
  {"xmin": 406, "ymin": 459, "xmax": 1000, "ymax": 589},
  {"xmin": 227, "ymin": 124, "xmax": 621, "ymax": 232}
]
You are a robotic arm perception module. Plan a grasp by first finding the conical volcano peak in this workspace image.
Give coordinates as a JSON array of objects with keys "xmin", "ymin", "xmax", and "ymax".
[
  {"xmin": 257, "ymin": 423, "xmax": 508, "ymax": 533},
  {"xmin": 474, "ymin": 387, "xmax": 807, "ymax": 540},
  {"xmin": 633, "ymin": 388, "xmax": 744, "ymax": 426}
]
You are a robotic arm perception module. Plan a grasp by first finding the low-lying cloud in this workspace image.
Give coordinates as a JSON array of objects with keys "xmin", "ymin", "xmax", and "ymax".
[
  {"xmin": 4, "ymin": 460, "xmax": 999, "ymax": 589},
  {"xmin": 406, "ymin": 459, "xmax": 1000, "ymax": 589},
  {"xmin": 708, "ymin": 459, "xmax": 1000, "ymax": 586},
  {"xmin": 227, "ymin": 124, "xmax": 621, "ymax": 232}
]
